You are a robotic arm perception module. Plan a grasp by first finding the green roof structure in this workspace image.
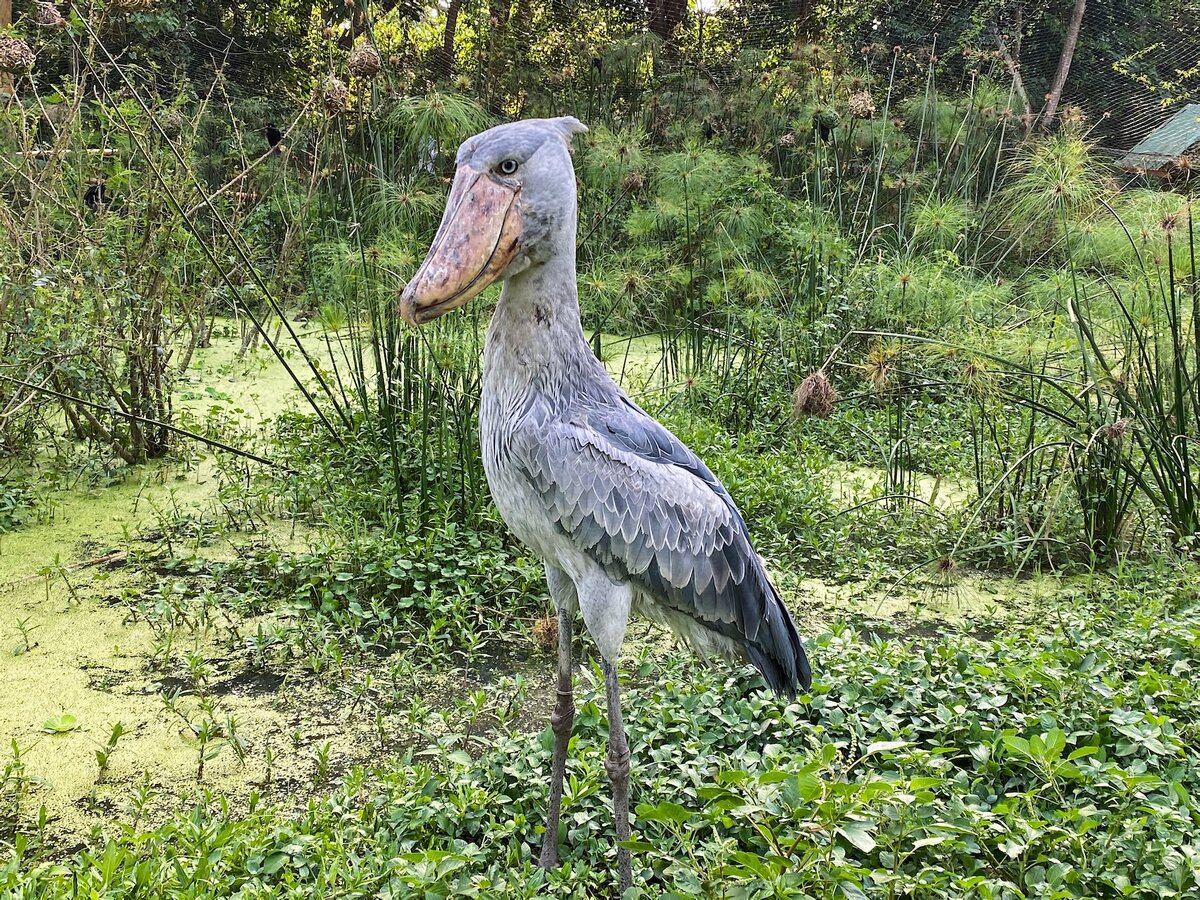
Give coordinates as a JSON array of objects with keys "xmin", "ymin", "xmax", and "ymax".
[{"xmin": 1118, "ymin": 103, "xmax": 1200, "ymax": 174}]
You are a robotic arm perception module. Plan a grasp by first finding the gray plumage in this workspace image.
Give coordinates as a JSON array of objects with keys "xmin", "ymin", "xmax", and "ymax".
[
  {"xmin": 461, "ymin": 118, "xmax": 810, "ymax": 696},
  {"xmin": 401, "ymin": 117, "xmax": 813, "ymax": 885}
]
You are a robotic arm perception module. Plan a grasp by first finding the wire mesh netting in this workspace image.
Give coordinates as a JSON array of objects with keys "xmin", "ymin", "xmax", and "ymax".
[
  {"xmin": 8, "ymin": 2, "xmax": 1200, "ymax": 146},
  {"xmin": 7, "ymin": 6, "xmax": 1200, "ymax": 893}
]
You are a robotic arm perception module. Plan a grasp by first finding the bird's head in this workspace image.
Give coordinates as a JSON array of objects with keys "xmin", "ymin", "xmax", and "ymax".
[{"xmin": 399, "ymin": 116, "xmax": 587, "ymax": 326}]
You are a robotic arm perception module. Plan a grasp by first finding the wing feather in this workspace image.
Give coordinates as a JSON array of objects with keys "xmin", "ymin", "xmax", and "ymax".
[{"xmin": 513, "ymin": 396, "xmax": 811, "ymax": 695}]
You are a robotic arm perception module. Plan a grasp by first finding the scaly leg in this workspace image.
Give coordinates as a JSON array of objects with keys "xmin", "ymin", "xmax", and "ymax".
[
  {"xmin": 539, "ymin": 606, "xmax": 574, "ymax": 869},
  {"xmin": 602, "ymin": 657, "xmax": 632, "ymax": 893}
]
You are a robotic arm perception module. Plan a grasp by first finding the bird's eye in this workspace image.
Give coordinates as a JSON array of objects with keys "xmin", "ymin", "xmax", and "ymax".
[{"xmin": 497, "ymin": 158, "xmax": 520, "ymax": 176}]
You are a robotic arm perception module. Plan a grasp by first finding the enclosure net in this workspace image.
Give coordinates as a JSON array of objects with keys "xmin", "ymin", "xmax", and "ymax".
[{"xmin": 9, "ymin": 0, "xmax": 1198, "ymax": 161}]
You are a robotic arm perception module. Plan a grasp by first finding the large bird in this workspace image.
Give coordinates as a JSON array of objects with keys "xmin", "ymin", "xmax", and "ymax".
[{"xmin": 399, "ymin": 117, "xmax": 811, "ymax": 891}]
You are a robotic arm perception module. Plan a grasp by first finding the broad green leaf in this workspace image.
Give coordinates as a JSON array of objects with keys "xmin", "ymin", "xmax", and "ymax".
[
  {"xmin": 912, "ymin": 836, "xmax": 947, "ymax": 850},
  {"xmin": 1002, "ymin": 734, "xmax": 1030, "ymax": 757},
  {"xmin": 617, "ymin": 840, "xmax": 655, "ymax": 852},
  {"xmin": 634, "ymin": 801, "xmax": 693, "ymax": 824},
  {"xmin": 837, "ymin": 820, "xmax": 877, "ymax": 853},
  {"xmin": 42, "ymin": 714, "xmax": 79, "ymax": 734},
  {"xmin": 262, "ymin": 852, "xmax": 288, "ymax": 875},
  {"xmin": 758, "ymin": 770, "xmax": 792, "ymax": 785}
]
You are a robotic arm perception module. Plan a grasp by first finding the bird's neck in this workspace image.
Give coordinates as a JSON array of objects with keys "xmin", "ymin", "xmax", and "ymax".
[{"xmin": 485, "ymin": 245, "xmax": 595, "ymax": 389}]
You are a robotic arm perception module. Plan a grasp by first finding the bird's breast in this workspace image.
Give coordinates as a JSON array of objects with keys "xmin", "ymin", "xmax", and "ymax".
[
  {"xmin": 479, "ymin": 378, "xmax": 559, "ymax": 558},
  {"xmin": 480, "ymin": 314, "xmax": 597, "ymax": 561}
]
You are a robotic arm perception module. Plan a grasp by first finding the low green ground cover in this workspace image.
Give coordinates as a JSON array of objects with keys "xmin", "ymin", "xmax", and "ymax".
[{"xmin": 3, "ymin": 563, "xmax": 1197, "ymax": 898}]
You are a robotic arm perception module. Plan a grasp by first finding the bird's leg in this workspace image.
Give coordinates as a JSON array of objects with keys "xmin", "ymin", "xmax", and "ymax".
[
  {"xmin": 602, "ymin": 657, "xmax": 632, "ymax": 894},
  {"xmin": 539, "ymin": 606, "xmax": 574, "ymax": 870}
]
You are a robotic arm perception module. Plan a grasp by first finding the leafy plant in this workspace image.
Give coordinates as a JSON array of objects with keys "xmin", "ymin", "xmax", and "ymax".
[
  {"xmin": 11, "ymin": 618, "xmax": 38, "ymax": 657},
  {"xmin": 41, "ymin": 714, "xmax": 78, "ymax": 735},
  {"xmin": 93, "ymin": 722, "xmax": 127, "ymax": 784}
]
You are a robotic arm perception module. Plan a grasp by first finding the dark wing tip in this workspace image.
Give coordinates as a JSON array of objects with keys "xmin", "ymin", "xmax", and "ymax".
[
  {"xmin": 744, "ymin": 571, "xmax": 811, "ymax": 698},
  {"xmin": 746, "ymin": 637, "xmax": 811, "ymax": 698},
  {"xmin": 795, "ymin": 641, "xmax": 813, "ymax": 692}
]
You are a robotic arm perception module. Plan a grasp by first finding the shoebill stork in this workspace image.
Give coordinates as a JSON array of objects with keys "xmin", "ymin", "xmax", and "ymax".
[{"xmin": 399, "ymin": 117, "xmax": 812, "ymax": 891}]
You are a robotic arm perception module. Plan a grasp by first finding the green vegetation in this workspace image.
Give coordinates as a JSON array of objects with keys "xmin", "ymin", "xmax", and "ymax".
[
  {"xmin": 4, "ymin": 571, "xmax": 1199, "ymax": 897},
  {"xmin": 3, "ymin": 0, "xmax": 1200, "ymax": 897}
]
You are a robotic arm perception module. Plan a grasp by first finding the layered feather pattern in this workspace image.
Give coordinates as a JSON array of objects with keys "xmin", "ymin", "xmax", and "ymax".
[{"xmin": 513, "ymin": 390, "xmax": 811, "ymax": 696}]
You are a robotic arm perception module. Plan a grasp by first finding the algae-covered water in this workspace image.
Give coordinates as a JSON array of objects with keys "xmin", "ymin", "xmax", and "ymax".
[{"xmin": 0, "ymin": 327, "xmax": 352, "ymax": 844}]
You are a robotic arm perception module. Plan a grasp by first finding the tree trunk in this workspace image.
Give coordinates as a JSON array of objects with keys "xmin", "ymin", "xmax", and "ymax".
[
  {"xmin": 487, "ymin": 0, "xmax": 513, "ymax": 110},
  {"xmin": 1042, "ymin": 0, "xmax": 1086, "ymax": 129},
  {"xmin": 995, "ymin": 34, "xmax": 1031, "ymax": 119},
  {"xmin": 0, "ymin": 0, "xmax": 12, "ymax": 98},
  {"xmin": 440, "ymin": 0, "xmax": 462, "ymax": 75},
  {"xmin": 513, "ymin": 0, "xmax": 533, "ymax": 65},
  {"xmin": 648, "ymin": 0, "xmax": 688, "ymax": 45}
]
